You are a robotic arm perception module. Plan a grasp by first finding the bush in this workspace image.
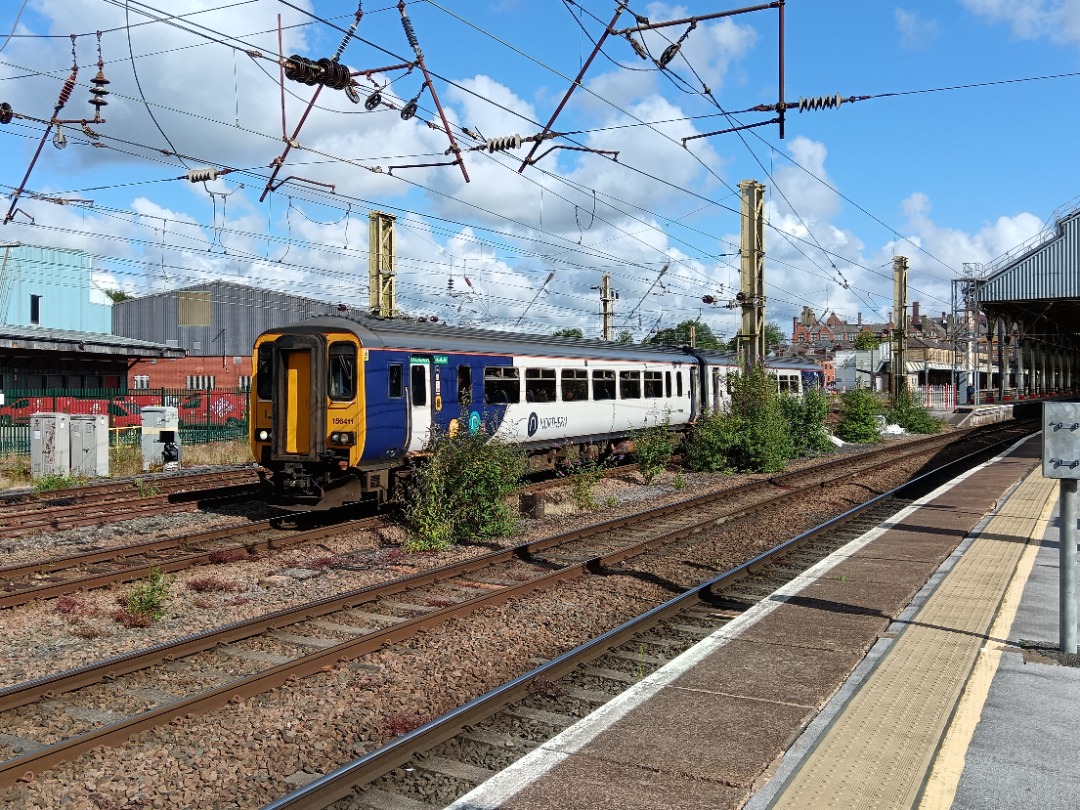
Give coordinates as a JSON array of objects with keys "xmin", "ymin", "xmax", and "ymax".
[
  {"xmin": 561, "ymin": 454, "xmax": 606, "ymax": 511},
  {"xmin": 684, "ymin": 365, "xmax": 791, "ymax": 474},
  {"xmin": 122, "ymin": 567, "xmax": 175, "ymax": 623},
  {"xmin": 402, "ymin": 417, "xmax": 526, "ymax": 550},
  {"xmin": 887, "ymin": 388, "xmax": 944, "ymax": 434},
  {"xmin": 836, "ymin": 387, "xmax": 883, "ymax": 443},
  {"xmin": 632, "ymin": 418, "xmax": 676, "ymax": 483},
  {"xmin": 780, "ymin": 387, "xmax": 833, "ymax": 458}
]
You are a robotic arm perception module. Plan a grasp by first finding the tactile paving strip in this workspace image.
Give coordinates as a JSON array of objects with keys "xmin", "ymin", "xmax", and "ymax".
[{"xmin": 768, "ymin": 469, "xmax": 1059, "ymax": 810}]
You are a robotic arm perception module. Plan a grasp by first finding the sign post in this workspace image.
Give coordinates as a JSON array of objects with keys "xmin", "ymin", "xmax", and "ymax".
[{"xmin": 1042, "ymin": 403, "xmax": 1080, "ymax": 654}]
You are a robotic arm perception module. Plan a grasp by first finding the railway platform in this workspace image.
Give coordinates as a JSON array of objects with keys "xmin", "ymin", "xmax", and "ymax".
[{"xmin": 448, "ymin": 434, "xmax": 1078, "ymax": 810}]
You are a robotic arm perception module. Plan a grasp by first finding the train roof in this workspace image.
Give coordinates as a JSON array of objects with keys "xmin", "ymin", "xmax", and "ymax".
[{"xmin": 261, "ymin": 315, "xmax": 700, "ymax": 363}]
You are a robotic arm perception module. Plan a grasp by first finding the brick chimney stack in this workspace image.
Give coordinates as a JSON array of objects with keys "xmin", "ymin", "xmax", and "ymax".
[{"xmin": 912, "ymin": 301, "xmax": 921, "ymax": 326}]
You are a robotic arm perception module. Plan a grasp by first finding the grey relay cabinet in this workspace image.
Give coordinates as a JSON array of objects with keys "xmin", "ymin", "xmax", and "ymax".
[
  {"xmin": 30, "ymin": 412, "xmax": 70, "ymax": 479},
  {"xmin": 69, "ymin": 414, "xmax": 109, "ymax": 477}
]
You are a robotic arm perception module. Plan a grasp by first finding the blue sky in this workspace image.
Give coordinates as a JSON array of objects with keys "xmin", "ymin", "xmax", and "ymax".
[{"xmin": 0, "ymin": 0, "xmax": 1077, "ymax": 341}]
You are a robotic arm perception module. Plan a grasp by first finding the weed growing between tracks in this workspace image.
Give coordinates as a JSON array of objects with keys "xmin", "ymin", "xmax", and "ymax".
[
  {"xmin": 631, "ymin": 416, "xmax": 676, "ymax": 484},
  {"xmin": 116, "ymin": 567, "xmax": 176, "ymax": 625},
  {"xmin": 402, "ymin": 418, "xmax": 527, "ymax": 552}
]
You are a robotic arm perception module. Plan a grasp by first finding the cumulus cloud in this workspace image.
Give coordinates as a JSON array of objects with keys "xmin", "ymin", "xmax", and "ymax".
[{"xmin": 961, "ymin": 0, "xmax": 1080, "ymax": 46}]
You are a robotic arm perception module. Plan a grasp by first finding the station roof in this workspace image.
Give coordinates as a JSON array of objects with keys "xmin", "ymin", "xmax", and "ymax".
[
  {"xmin": 976, "ymin": 200, "xmax": 1080, "ymax": 349},
  {"xmin": 0, "ymin": 324, "xmax": 186, "ymax": 358}
]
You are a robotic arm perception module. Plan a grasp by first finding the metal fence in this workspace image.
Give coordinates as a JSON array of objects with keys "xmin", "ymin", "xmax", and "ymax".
[{"xmin": 0, "ymin": 388, "xmax": 249, "ymax": 455}]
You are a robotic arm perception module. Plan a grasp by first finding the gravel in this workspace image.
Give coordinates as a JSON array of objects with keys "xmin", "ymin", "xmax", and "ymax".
[{"xmin": 0, "ymin": 435, "xmax": 949, "ymax": 809}]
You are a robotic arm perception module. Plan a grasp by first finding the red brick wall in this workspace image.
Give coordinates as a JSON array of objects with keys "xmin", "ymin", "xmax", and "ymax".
[{"xmin": 129, "ymin": 355, "xmax": 253, "ymax": 389}]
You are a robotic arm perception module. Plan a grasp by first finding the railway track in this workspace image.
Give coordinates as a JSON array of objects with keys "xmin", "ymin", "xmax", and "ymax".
[
  {"xmin": 0, "ymin": 467, "xmax": 266, "ymax": 537},
  {"xmin": 0, "ymin": 422, "xmax": 1031, "ymax": 791},
  {"xmin": 262, "ymin": 426, "xmax": 1035, "ymax": 810}
]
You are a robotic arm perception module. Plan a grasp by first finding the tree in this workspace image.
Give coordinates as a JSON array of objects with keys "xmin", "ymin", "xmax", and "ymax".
[
  {"xmin": 764, "ymin": 321, "xmax": 786, "ymax": 351},
  {"xmin": 616, "ymin": 330, "xmax": 634, "ymax": 343},
  {"xmin": 552, "ymin": 327, "xmax": 584, "ymax": 339},
  {"xmin": 105, "ymin": 290, "xmax": 133, "ymax": 303},
  {"xmin": 646, "ymin": 319, "xmax": 724, "ymax": 350},
  {"xmin": 726, "ymin": 321, "xmax": 786, "ymax": 353},
  {"xmin": 853, "ymin": 331, "xmax": 880, "ymax": 350}
]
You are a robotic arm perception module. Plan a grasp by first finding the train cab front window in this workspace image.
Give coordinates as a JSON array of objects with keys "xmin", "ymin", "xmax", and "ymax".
[
  {"xmin": 256, "ymin": 344, "xmax": 273, "ymax": 401},
  {"xmin": 329, "ymin": 343, "xmax": 357, "ymax": 401}
]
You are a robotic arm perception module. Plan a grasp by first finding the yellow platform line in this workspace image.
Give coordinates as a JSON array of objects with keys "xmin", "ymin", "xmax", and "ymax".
[{"xmin": 768, "ymin": 470, "xmax": 1059, "ymax": 810}]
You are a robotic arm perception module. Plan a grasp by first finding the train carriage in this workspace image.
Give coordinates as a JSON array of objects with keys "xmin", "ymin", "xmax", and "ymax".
[{"xmin": 251, "ymin": 316, "xmax": 700, "ymax": 510}]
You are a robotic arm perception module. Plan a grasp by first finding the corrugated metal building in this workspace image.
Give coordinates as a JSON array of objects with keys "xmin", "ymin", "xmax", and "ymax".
[
  {"xmin": 112, "ymin": 281, "xmax": 338, "ymax": 388},
  {"xmin": 974, "ymin": 201, "xmax": 1080, "ymax": 397},
  {"xmin": 113, "ymin": 280, "xmax": 338, "ymax": 357}
]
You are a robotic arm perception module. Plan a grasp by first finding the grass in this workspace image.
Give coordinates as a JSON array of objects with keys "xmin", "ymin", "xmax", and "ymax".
[{"xmin": 0, "ymin": 438, "xmax": 255, "ymax": 492}]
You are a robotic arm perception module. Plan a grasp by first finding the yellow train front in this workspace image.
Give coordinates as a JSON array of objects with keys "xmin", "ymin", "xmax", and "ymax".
[{"xmin": 250, "ymin": 320, "xmax": 384, "ymax": 510}]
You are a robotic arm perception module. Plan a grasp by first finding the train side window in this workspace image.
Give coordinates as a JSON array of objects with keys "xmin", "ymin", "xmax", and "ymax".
[
  {"xmin": 411, "ymin": 364, "xmax": 427, "ymax": 407},
  {"xmin": 620, "ymin": 370, "xmax": 641, "ymax": 399},
  {"xmin": 665, "ymin": 371, "xmax": 672, "ymax": 398},
  {"xmin": 388, "ymin": 363, "xmax": 404, "ymax": 398},
  {"xmin": 484, "ymin": 366, "xmax": 520, "ymax": 404},
  {"xmin": 329, "ymin": 343, "xmax": 357, "ymax": 400},
  {"xmin": 457, "ymin": 365, "xmax": 472, "ymax": 404},
  {"xmin": 256, "ymin": 344, "xmax": 273, "ymax": 401},
  {"xmin": 525, "ymin": 368, "xmax": 556, "ymax": 402},
  {"xmin": 643, "ymin": 370, "xmax": 663, "ymax": 398},
  {"xmin": 592, "ymin": 369, "xmax": 616, "ymax": 400},
  {"xmin": 676, "ymin": 371, "xmax": 683, "ymax": 397},
  {"xmin": 561, "ymin": 369, "xmax": 588, "ymax": 402}
]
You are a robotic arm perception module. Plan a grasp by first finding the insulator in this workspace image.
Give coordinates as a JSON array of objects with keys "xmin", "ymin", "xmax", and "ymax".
[
  {"xmin": 0, "ymin": 102, "xmax": 12, "ymax": 125},
  {"xmin": 91, "ymin": 69, "xmax": 110, "ymax": 87},
  {"xmin": 627, "ymin": 36, "xmax": 648, "ymax": 60},
  {"xmin": 798, "ymin": 93, "xmax": 844, "ymax": 112},
  {"xmin": 89, "ymin": 86, "xmax": 109, "ymax": 108},
  {"xmin": 658, "ymin": 42, "xmax": 680, "ymax": 68},
  {"xmin": 186, "ymin": 168, "xmax": 219, "ymax": 183},
  {"xmin": 430, "ymin": 315, "xmax": 439, "ymax": 323},
  {"xmin": 317, "ymin": 58, "xmax": 351, "ymax": 90},
  {"xmin": 52, "ymin": 127, "xmax": 67, "ymax": 150},
  {"xmin": 57, "ymin": 73, "xmax": 77, "ymax": 107},
  {"xmin": 285, "ymin": 55, "xmax": 319, "ymax": 86},
  {"xmin": 401, "ymin": 14, "xmax": 421, "ymax": 52},
  {"xmin": 400, "ymin": 99, "xmax": 418, "ymax": 120},
  {"xmin": 365, "ymin": 91, "xmax": 382, "ymax": 111},
  {"xmin": 485, "ymin": 134, "xmax": 522, "ymax": 153},
  {"xmin": 702, "ymin": 295, "xmax": 716, "ymax": 305}
]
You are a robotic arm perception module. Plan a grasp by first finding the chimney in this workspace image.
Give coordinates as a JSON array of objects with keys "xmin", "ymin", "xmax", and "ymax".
[
  {"xmin": 857, "ymin": 312, "xmax": 862, "ymax": 325},
  {"xmin": 912, "ymin": 301, "xmax": 921, "ymax": 325}
]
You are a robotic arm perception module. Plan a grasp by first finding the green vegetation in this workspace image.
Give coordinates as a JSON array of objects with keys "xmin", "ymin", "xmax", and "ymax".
[
  {"xmin": 836, "ymin": 387, "xmax": 883, "ymax": 443},
  {"xmin": 563, "ymin": 455, "xmax": 606, "ymax": 511},
  {"xmin": 724, "ymin": 321, "xmax": 786, "ymax": 352},
  {"xmin": 551, "ymin": 327, "xmax": 584, "ymax": 339},
  {"xmin": 615, "ymin": 330, "xmax": 634, "ymax": 343},
  {"xmin": 887, "ymin": 387, "xmax": 944, "ymax": 434},
  {"xmin": 632, "ymin": 418, "xmax": 676, "ymax": 484},
  {"xmin": 853, "ymin": 331, "xmax": 881, "ymax": 350},
  {"xmin": 33, "ymin": 473, "xmax": 86, "ymax": 493},
  {"xmin": 402, "ymin": 419, "xmax": 526, "ymax": 551},
  {"xmin": 780, "ymin": 386, "xmax": 834, "ymax": 458},
  {"xmin": 120, "ymin": 567, "xmax": 175, "ymax": 624},
  {"xmin": 683, "ymin": 365, "xmax": 793, "ymax": 474},
  {"xmin": 647, "ymin": 319, "xmax": 724, "ymax": 350}
]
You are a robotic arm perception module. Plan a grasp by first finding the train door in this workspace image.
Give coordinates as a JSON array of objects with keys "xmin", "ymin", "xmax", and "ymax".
[
  {"xmin": 408, "ymin": 356, "xmax": 434, "ymax": 452},
  {"xmin": 272, "ymin": 333, "xmax": 325, "ymax": 459}
]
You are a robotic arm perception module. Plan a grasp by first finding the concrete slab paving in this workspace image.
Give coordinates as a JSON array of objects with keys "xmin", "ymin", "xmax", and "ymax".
[
  {"xmin": 503, "ymin": 754, "xmax": 746, "ymax": 810},
  {"xmin": 669, "ymin": 637, "xmax": 862, "ymax": 708},
  {"xmin": 573, "ymin": 688, "xmax": 814, "ymax": 787},
  {"xmin": 736, "ymin": 601, "xmax": 889, "ymax": 654}
]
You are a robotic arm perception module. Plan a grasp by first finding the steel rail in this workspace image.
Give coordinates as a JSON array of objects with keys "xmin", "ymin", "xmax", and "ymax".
[{"xmin": 261, "ymin": 426, "xmax": 1038, "ymax": 809}]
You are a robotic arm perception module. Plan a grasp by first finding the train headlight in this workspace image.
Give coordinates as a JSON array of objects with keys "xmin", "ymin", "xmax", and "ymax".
[
  {"xmin": 329, "ymin": 431, "xmax": 355, "ymax": 446},
  {"xmin": 256, "ymin": 428, "xmax": 272, "ymax": 442}
]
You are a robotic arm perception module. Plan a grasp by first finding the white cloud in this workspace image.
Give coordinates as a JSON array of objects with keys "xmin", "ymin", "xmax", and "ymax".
[
  {"xmin": 961, "ymin": 0, "xmax": 1080, "ymax": 46},
  {"xmin": 895, "ymin": 9, "xmax": 940, "ymax": 49}
]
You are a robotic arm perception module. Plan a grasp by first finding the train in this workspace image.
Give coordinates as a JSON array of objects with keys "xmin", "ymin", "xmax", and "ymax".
[{"xmin": 249, "ymin": 315, "xmax": 823, "ymax": 510}]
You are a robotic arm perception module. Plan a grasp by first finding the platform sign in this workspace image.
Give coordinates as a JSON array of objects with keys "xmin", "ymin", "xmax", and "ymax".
[
  {"xmin": 1042, "ymin": 403, "xmax": 1080, "ymax": 654},
  {"xmin": 1042, "ymin": 403, "xmax": 1080, "ymax": 479}
]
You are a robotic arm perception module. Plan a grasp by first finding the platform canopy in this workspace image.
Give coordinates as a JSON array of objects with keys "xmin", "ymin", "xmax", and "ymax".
[{"xmin": 975, "ymin": 201, "xmax": 1080, "ymax": 352}]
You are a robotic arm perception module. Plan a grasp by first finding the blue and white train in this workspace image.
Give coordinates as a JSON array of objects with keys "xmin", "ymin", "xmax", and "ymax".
[{"xmin": 249, "ymin": 315, "xmax": 822, "ymax": 510}]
